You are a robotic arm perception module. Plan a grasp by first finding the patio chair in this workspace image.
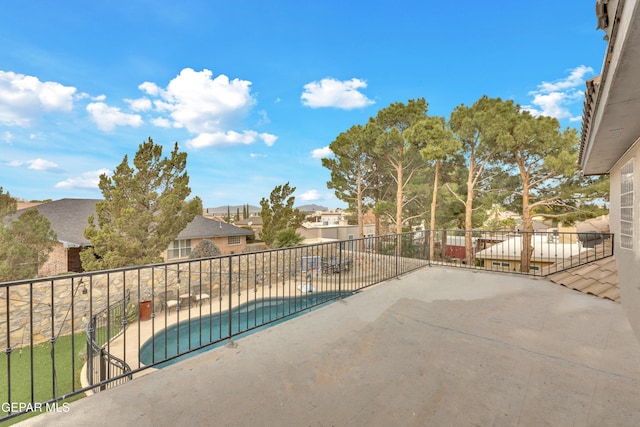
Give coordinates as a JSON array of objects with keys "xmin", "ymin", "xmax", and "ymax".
[
  {"xmin": 159, "ymin": 290, "xmax": 179, "ymax": 313},
  {"xmin": 189, "ymin": 282, "xmax": 210, "ymax": 307},
  {"xmin": 193, "ymin": 293, "xmax": 210, "ymax": 306}
]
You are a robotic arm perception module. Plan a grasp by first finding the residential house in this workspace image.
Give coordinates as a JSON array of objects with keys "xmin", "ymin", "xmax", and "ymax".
[
  {"xmin": 579, "ymin": 0, "xmax": 640, "ymax": 341},
  {"xmin": 233, "ymin": 215, "xmax": 262, "ymax": 235},
  {"xmin": 438, "ymin": 235, "xmax": 478, "ymax": 261},
  {"xmin": 8, "ymin": 198, "xmax": 98, "ymax": 275},
  {"xmin": 9, "ymin": 198, "xmax": 253, "ymax": 276},
  {"xmin": 475, "ymin": 234, "xmax": 586, "ymax": 273},
  {"xmin": 297, "ymin": 221, "xmax": 375, "ymax": 245},
  {"xmin": 166, "ymin": 215, "xmax": 253, "ymax": 259},
  {"xmin": 297, "ymin": 209, "xmax": 376, "ymax": 246}
]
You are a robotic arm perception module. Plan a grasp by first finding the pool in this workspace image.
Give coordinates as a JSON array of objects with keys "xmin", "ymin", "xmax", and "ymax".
[{"xmin": 139, "ymin": 290, "xmax": 348, "ymax": 367}]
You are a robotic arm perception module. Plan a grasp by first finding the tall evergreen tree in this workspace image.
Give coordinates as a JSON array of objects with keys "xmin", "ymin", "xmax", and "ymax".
[
  {"xmin": 373, "ymin": 98, "xmax": 429, "ymax": 236},
  {"xmin": 449, "ymin": 96, "xmax": 510, "ymax": 264},
  {"xmin": 494, "ymin": 104, "xmax": 606, "ymax": 271},
  {"xmin": 406, "ymin": 116, "xmax": 460, "ymax": 259},
  {"xmin": 322, "ymin": 123, "xmax": 379, "ymax": 242},
  {"xmin": 81, "ymin": 138, "xmax": 202, "ymax": 270},
  {"xmin": 259, "ymin": 182, "xmax": 305, "ymax": 247}
]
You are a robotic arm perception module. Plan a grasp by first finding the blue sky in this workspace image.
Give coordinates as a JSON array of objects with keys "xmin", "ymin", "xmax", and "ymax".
[{"xmin": 1, "ymin": 1, "xmax": 606, "ymax": 209}]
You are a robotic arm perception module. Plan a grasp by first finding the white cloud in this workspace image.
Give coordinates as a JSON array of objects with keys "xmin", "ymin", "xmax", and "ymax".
[
  {"xmin": 250, "ymin": 153, "xmax": 267, "ymax": 158},
  {"xmin": 55, "ymin": 168, "xmax": 110, "ymax": 190},
  {"xmin": 86, "ymin": 102, "xmax": 143, "ymax": 131},
  {"xmin": 27, "ymin": 158, "xmax": 58, "ymax": 171},
  {"xmin": 0, "ymin": 70, "xmax": 76, "ymax": 126},
  {"xmin": 151, "ymin": 117, "xmax": 172, "ymax": 128},
  {"xmin": 139, "ymin": 81, "xmax": 161, "ymax": 96},
  {"xmin": 523, "ymin": 65, "xmax": 594, "ymax": 121},
  {"xmin": 257, "ymin": 110, "xmax": 270, "ymax": 125},
  {"xmin": 126, "ymin": 97, "xmax": 152, "ymax": 112},
  {"xmin": 186, "ymin": 130, "xmax": 261, "ymax": 149},
  {"xmin": 311, "ymin": 146, "xmax": 332, "ymax": 159},
  {"xmin": 260, "ymin": 133, "xmax": 277, "ymax": 147},
  {"xmin": 6, "ymin": 157, "xmax": 59, "ymax": 171},
  {"xmin": 139, "ymin": 68, "xmax": 273, "ymax": 149},
  {"xmin": 301, "ymin": 78, "xmax": 374, "ymax": 109},
  {"xmin": 146, "ymin": 68, "xmax": 255, "ymax": 133},
  {"xmin": 3, "ymin": 131, "xmax": 14, "ymax": 143},
  {"xmin": 298, "ymin": 189, "xmax": 320, "ymax": 201}
]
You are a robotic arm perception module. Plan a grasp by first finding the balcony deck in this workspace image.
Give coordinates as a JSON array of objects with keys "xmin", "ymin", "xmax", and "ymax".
[{"xmin": 18, "ymin": 267, "xmax": 640, "ymax": 426}]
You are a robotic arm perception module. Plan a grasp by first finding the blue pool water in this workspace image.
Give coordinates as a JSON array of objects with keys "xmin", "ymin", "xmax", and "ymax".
[{"xmin": 139, "ymin": 290, "xmax": 347, "ymax": 367}]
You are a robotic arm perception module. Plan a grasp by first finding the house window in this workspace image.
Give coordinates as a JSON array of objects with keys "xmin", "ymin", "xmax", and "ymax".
[
  {"xmin": 228, "ymin": 235, "xmax": 241, "ymax": 245},
  {"xmin": 168, "ymin": 239, "xmax": 191, "ymax": 260},
  {"xmin": 620, "ymin": 160, "xmax": 634, "ymax": 250}
]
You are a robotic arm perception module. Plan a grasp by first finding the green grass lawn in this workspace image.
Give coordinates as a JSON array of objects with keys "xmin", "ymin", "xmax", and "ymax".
[{"xmin": 0, "ymin": 331, "xmax": 86, "ymax": 423}]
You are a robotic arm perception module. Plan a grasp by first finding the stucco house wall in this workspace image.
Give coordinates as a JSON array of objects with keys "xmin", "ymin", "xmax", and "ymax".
[
  {"xmin": 579, "ymin": 0, "xmax": 640, "ymax": 342},
  {"xmin": 608, "ymin": 143, "xmax": 640, "ymax": 337}
]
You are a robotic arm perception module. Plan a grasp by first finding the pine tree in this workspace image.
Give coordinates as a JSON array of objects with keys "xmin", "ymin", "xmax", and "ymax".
[
  {"xmin": 80, "ymin": 138, "xmax": 202, "ymax": 270},
  {"xmin": 259, "ymin": 183, "xmax": 305, "ymax": 247}
]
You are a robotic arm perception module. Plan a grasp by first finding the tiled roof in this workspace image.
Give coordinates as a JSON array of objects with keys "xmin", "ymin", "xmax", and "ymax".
[{"xmin": 546, "ymin": 255, "xmax": 619, "ymax": 303}]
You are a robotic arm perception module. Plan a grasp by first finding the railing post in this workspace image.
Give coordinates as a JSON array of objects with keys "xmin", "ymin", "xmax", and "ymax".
[
  {"xmin": 338, "ymin": 241, "xmax": 343, "ymax": 299},
  {"xmin": 227, "ymin": 256, "xmax": 236, "ymax": 348},
  {"xmin": 99, "ymin": 348, "xmax": 106, "ymax": 391},
  {"xmin": 395, "ymin": 234, "xmax": 399, "ymax": 277},
  {"xmin": 87, "ymin": 318, "xmax": 95, "ymax": 387},
  {"xmin": 424, "ymin": 229, "xmax": 432, "ymax": 267}
]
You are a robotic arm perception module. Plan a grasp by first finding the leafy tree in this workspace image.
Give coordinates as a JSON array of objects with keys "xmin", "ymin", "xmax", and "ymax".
[
  {"xmin": 483, "ymin": 205, "xmax": 517, "ymax": 231},
  {"xmin": 0, "ymin": 187, "xmax": 17, "ymax": 218},
  {"xmin": 0, "ymin": 188, "xmax": 57, "ymax": 281},
  {"xmin": 81, "ymin": 138, "xmax": 202, "ymax": 270},
  {"xmin": 259, "ymin": 182, "xmax": 305, "ymax": 247},
  {"xmin": 322, "ymin": 123, "xmax": 379, "ymax": 242},
  {"xmin": 189, "ymin": 239, "xmax": 221, "ymax": 259},
  {"xmin": 272, "ymin": 228, "xmax": 305, "ymax": 248},
  {"xmin": 449, "ymin": 96, "xmax": 511, "ymax": 264},
  {"xmin": 406, "ymin": 116, "xmax": 460, "ymax": 259},
  {"xmin": 373, "ymin": 99, "xmax": 429, "ymax": 236},
  {"xmin": 494, "ymin": 105, "xmax": 605, "ymax": 271}
]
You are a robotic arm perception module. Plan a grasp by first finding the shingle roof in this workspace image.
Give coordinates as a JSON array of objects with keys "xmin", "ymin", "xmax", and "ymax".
[
  {"xmin": 176, "ymin": 215, "xmax": 253, "ymax": 239},
  {"xmin": 8, "ymin": 198, "xmax": 252, "ymax": 247},
  {"xmin": 11, "ymin": 198, "xmax": 99, "ymax": 247}
]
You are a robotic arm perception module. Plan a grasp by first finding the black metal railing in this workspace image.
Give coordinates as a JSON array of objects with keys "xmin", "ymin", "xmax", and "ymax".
[
  {"xmin": 86, "ymin": 290, "xmax": 133, "ymax": 392},
  {"xmin": 0, "ymin": 229, "xmax": 614, "ymax": 422},
  {"xmin": 424, "ymin": 229, "xmax": 613, "ymax": 275}
]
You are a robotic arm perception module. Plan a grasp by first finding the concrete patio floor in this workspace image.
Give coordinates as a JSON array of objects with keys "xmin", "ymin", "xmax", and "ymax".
[{"xmin": 18, "ymin": 267, "xmax": 640, "ymax": 426}]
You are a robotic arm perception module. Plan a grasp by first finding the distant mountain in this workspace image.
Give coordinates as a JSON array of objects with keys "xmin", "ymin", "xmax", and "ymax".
[
  {"xmin": 204, "ymin": 205, "xmax": 261, "ymax": 215},
  {"xmin": 297, "ymin": 204, "xmax": 328, "ymax": 212}
]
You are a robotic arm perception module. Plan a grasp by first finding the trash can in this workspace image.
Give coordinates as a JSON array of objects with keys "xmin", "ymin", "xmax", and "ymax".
[{"xmin": 139, "ymin": 300, "xmax": 152, "ymax": 321}]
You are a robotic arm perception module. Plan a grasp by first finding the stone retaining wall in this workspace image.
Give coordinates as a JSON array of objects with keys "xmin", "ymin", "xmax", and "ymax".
[{"xmin": 1, "ymin": 247, "xmax": 413, "ymax": 349}]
